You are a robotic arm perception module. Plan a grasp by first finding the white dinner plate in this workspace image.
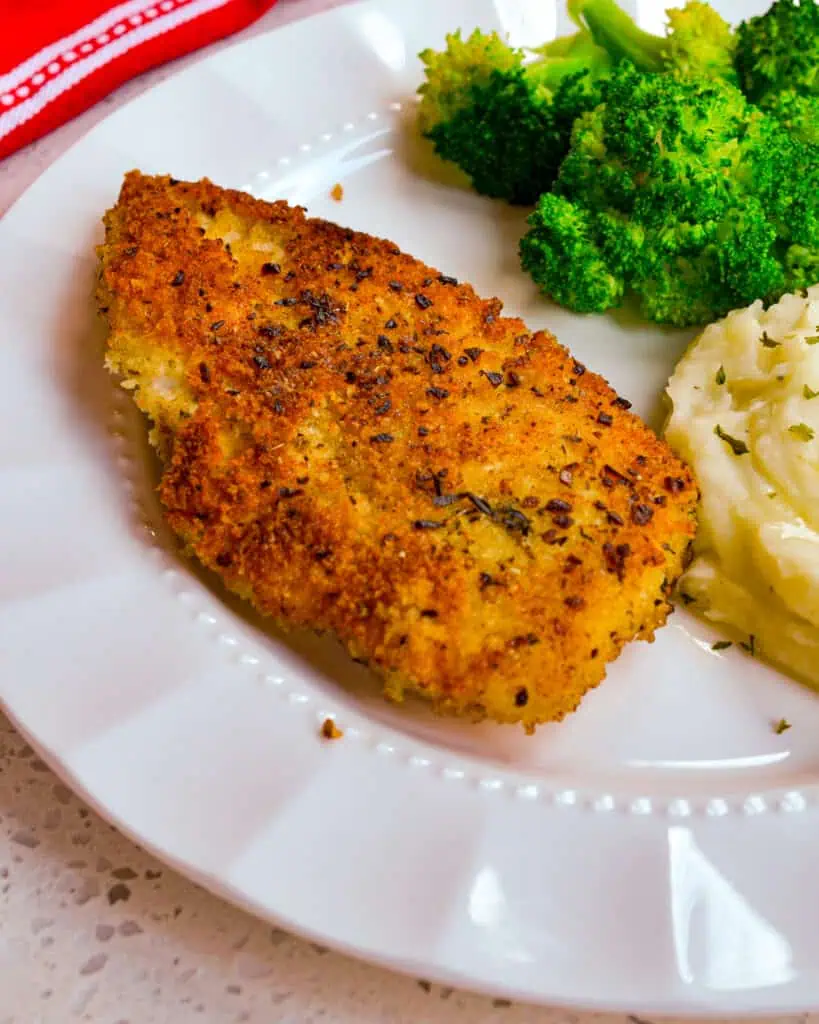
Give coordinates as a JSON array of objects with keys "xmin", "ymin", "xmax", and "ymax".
[{"xmin": 3, "ymin": 0, "xmax": 818, "ymax": 1013}]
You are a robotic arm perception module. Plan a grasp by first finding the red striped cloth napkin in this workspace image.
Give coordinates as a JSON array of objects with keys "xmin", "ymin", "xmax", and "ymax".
[{"xmin": 0, "ymin": 0, "xmax": 279, "ymax": 161}]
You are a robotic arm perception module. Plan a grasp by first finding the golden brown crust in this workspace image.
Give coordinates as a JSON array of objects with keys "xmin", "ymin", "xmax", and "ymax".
[{"xmin": 98, "ymin": 171, "xmax": 698, "ymax": 727}]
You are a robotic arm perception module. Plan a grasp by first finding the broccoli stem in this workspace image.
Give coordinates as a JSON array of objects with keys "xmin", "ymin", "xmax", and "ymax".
[
  {"xmin": 568, "ymin": 0, "xmax": 666, "ymax": 73},
  {"xmin": 531, "ymin": 30, "xmax": 613, "ymax": 89}
]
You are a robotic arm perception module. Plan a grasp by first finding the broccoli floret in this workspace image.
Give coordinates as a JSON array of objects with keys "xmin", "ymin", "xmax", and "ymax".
[
  {"xmin": 417, "ymin": 29, "xmax": 612, "ymax": 204},
  {"xmin": 735, "ymin": 1, "xmax": 819, "ymax": 144},
  {"xmin": 735, "ymin": 0, "xmax": 819, "ymax": 105},
  {"xmin": 520, "ymin": 194, "xmax": 627, "ymax": 312},
  {"xmin": 519, "ymin": 62, "xmax": 818, "ymax": 327},
  {"xmin": 759, "ymin": 90, "xmax": 819, "ymax": 145},
  {"xmin": 568, "ymin": 0, "xmax": 737, "ymax": 82}
]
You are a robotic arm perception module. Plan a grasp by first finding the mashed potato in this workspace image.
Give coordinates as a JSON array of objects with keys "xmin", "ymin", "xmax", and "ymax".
[{"xmin": 665, "ymin": 284, "xmax": 819, "ymax": 686}]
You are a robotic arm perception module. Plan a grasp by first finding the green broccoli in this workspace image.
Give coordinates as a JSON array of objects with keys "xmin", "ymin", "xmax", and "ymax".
[
  {"xmin": 519, "ymin": 62, "xmax": 819, "ymax": 327},
  {"xmin": 735, "ymin": 0, "xmax": 819, "ymax": 145},
  {"xmin": 757, "ymin": 90, "xmax": 818, "ymax": 145},
  {"xmin": 568, "ymin": 0, "xmax": 738, "ymax": 82},
  {"xmin": 417, "ymin": 28, "xmax": 612, "ymax": 204},
  {"xmin": 735, "ymin": 0, "xmax": 819, "ymax": 104}
]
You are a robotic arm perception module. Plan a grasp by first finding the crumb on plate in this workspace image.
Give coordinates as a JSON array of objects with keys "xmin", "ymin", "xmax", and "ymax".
[{"xmin": 321, "ymin": 717, "xmax": 344, "ymax": 740}]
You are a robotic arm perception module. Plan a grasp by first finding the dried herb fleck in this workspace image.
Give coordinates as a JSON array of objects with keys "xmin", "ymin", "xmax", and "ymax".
[
  {"xmin": 464, "ymin": 493, "xmax": 492, "ymax": 516},
  {"xmin": 773, "ymin": 718, "xmax": 791, "ymax": 735},
  {"xmin": 496, "ymin": 507, "xmax": 530, "ymax": 536},
  {"xmin": 788, "ymin": 422, "xmax": 815, "ymax": 442},
  {"xmin": 711, "ymin": 640, "xmax": 732, "ymax": 651},
  {"xmin": 804, "ymin": 385, "xmax": 819, "ymax": 400},
  {"xmin": 715, "ymin": 365, "xmax": 726, "ymax": 386},
  {"xmin": 714, "ymin": 425, "xmax": 749, "ymax": 455},
  {"xmin": 760, "ymin": 331, "xmax": 780, "ymax": 348}
]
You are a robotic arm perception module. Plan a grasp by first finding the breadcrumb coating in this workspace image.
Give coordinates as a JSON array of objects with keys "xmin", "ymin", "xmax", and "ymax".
[{"xmin": 97, "ymin": 171, "xmax": 697, "ymax": 728}]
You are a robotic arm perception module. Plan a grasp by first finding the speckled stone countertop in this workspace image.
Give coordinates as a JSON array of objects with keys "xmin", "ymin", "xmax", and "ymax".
[{"xmin": 0, "ymin": 2, "xmax": 807, "ymax": 1021}]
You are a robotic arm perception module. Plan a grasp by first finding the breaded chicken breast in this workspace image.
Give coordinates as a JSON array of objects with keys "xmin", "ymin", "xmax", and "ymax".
[{"xmin": 97, "ymin": 171, "xmax": 697, "ymax": 728}]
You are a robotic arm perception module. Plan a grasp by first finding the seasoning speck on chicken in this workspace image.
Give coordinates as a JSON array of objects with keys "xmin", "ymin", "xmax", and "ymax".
[{"xmin": 98, "ymin": 171, "xmax": 697, "ymax": 729}]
